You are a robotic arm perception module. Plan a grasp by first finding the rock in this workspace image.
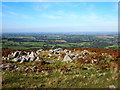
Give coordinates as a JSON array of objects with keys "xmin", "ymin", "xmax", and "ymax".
[
  {"xmin": 2, "ymin": 63, "xmax": 15, "ymax": 71},
  {"xmin": 35, "ymin": 57, "xmax": 44, "ymax": 61},
  {"xmin": 32, "ymin": 66, "xmax": 37, "ymax": 69},
  {"xmin": 49, "ymin": 49, "xmax": 53, "ymax": 51},
  {"xmin": 13, "ymin": 58, "xmax": 21, "ymax": 62},
  {"xmin": 78, "ymin": 55, "xmax": 86, "ymax": 59},
  {"xmin": 36, "ymin": 49, "xmax": 43, "ymax": 54},
  {"xmin": 45, "ymin": 61, "xmax": 54, "ymax": 64},
  {"xmin": 7, "ymin": 57, "xmax": 10, "ymax": 60},
  {"xmin": 50, "ymin": 48, "xmax": 63, "ymax": 54},
  {"xmin": 29, "ymin": 57, "xmax": 36, "ymax": 62},
  {"xmin": 85, "ymin": 60, "xmax": 90, "ymax": 63},
  {"xmin": 29, "ymin": 51, "xmax": 36, "ymax": 57},
  {"xmin": 72, "ymin": 56, "xmax": 77, "ymax": 60},
  {"xmin": 75, "ymin": 54, "xmax": 80, "ymax": 57},
  {"xmin": 62, "ymin": 55, "xmax": 73, "ymax": 62},
  {"xmin": 13, "ymin": 51, "xmax": 20, "ymax": 58},
  {"xmin": 27, "ymin": 52, "xmax": 37, "ymax": 62},
  {"xmin": 2, "ymin": 57, "xmax": 6, "ymax": 60},
  {"xmin": 109, "ymin": 85, "xmax": 116, "ymax": 88},
  {"xmin": 32, "ymin": 66, "xmax": 37, "ymax": 72},
  {"xmin": 25, "ymin": 67, "xmax": 29, "ymax": 72},
  {"xmin": 0, "ymin": 64, "xmax": 3, "ymax": 68},
  {"xmin": 25, "ymin": 56, "xmax": 30, "ymax": 62},
  {"xmin": 48, "ymin": 53, "xmax": 52, "ymax": 57},
  {"xmin": 14, "ymin": 65, "xmax": 18, "ymax": 68},
  {"xmin": 54, "ymin": 52, "xmax": 60, "ymax": 55},
  {"xmin": 64, "ymin": 49, "xmax": 69, "ymax": 53},
  {"xmin": 20, "ymin": 58, "xmax": 26, "ymax": 63},
  {"xmin": 69, "ymin": 53, "xmax": 75, "ymax": 57},
  {"xmin": 27, "ymin": 52, "xmax": 30, "ymax": 55},
  {"xmin": 81, "ymin": 50, "xmax": 89, "ymax": 55},
  {"xmin": 82, "ymin": 67, "xmax": 89, "ymax": 70},
  {"xmin": 91, "ymin": 59, "xmax": 98, "ymax": 63},
  {"xmin": 54, "ymin": 48, "xmax": 63, "ymax": 52},
  {"xmin": 20, "ymin": 51, "xmax": 27, "ymax": 55},
  {"xmin": 58, "ymin": 56, "xmax": 61, "ymax": 60},
  {"xmin": 68, "ymin": 51, "xmax": 72, "ymax": 54}
]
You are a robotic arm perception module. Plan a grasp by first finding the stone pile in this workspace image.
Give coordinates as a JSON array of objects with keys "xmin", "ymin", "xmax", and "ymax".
[
  {"xmin": 2, "ymin": 48, "xmax": 98, "ymax": 63},
  {"xmin": 2, "ymin": 49, "xmax": 43, "ymax": 63},
  {"xmin": 2, "ymin": 48, "xmax": 114, "ymax": 65},
  {"xmin": 1, "ymin": 48, "xmax": 116, "ymax": 73}
]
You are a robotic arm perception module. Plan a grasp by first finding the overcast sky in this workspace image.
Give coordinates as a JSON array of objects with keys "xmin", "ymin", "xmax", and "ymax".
[{"xmin": 2, "ymin": 2, "xmax": 118, "ymax": 32}]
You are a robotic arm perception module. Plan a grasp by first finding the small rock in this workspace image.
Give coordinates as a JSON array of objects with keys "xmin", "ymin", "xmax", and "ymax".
[
  {"xmin": 82, "ymin": 67, "xmax": 89, "ymax": 70},
  {"xmin": 45, "ymin": 61, "xmax": 54, "ymax": 64},
  {"xmin": 109, "ymin": 85, "xmax": 116, "ymax": 88}
]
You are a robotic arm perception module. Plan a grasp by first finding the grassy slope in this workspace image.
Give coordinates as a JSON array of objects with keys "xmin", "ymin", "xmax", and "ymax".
[
  {"xmin": 2, "ymin": 49, "xmax": 119, "ymax": 88},
  {"xmin": 2, "ymin": 62, "xmax": 118, "ymax": 88}
]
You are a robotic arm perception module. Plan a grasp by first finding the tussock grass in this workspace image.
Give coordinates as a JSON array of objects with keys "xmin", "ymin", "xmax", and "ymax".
[
  {"xmin": 2, "ymin": 61, "xmax": 118, "ymax": 88},
  {"xmin": 2, "ymin": 49, "xmax": 119, "ymax": 88}
]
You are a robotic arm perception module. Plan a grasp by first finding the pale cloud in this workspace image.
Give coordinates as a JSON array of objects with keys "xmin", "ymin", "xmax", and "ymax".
[
  {"xmin": 67, "ymin": 14, "xmax": 78, "ymax": 18},
  {"xmin": 42, "ymin": 4, "xmax": 51, "ymax": 9},
  {"xmin": 43, "ymin": 10, "xmax": 79, "ymax": 19},
  {"xmin": 44, "ymin": 14, "xmax": 62, "ymax": 19},
  {"xmin": 2, "ymin": 3, "xmax": 13, "ymax": 10},
  {"xmin": 55, "ymin": 10, "xmax": 64, "ymax": 15},
  {"xmin": 43, "ymin": 10, "xmax": 117, "ymax": 32},
  {"xmin": 21, "ymin": 15, "xmax": 29, "ymax": 19},
  {"xmin": 8, "ymin": 11, "xmax": 17, "ymax": 15},
  {"xmin": 3, "ymin": 10, "xmax": 30, "ymax": 19},
  {"xmin": 2, "ymin": 3, "xmax": 30, "ymax": 19},
  {"xmin": 43, "ymin": 10, "xmax": 65, "ymax": 19},
  {"xmin": 87, "ymin": 3, "xmax": 95, "ymax": 12},
  {"xmin": 81, "ymin": 12, "xmax": 99, "ymax": 22},
  {"xmin": 34, "ymin": 3, "xmax": 52, "ymax": 11}
]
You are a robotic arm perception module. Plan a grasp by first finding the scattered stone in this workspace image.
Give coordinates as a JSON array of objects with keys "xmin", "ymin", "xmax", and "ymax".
[
  {"xmin": 82, "ymin": 67, "xmax": 89, "ymax": 70},
  {"xmin": 36, "ymin": 57, "xmax": 44, "ymax": 61},
  {"xmin": 13, "ymin": 58, "xmax": 20, "ymax": 62},
  {"xmin": 13, "ymin": 51, "xmax": 20, "ymax": 58},
  {"xmin": 45, "ymin": 61, "xmax": 54, "ymax": 64},
  {"xmin": 58, "ymin": 56, "xmax": 61, "ymax": 60},
  {"xmin": 20, "ymin": 51, "xmax": 27, "ymax": 55},
  {"xmin": 85, "ymin": 60, "xmax": 90, "ymax": 63},
  {"xmin": 91, "ymin": 59, "xmax": 98, "ymax": 63},
  {"xmin": 81, "ymin": 50, "xmax": 89, "ymax": 55},
  {"xmin": 64, "ymin": 49, "xmax": 69, "ymax": 54},
  {"xmin": 69, "ymin": 53, "xmax": 75, "ymax": 57},
  {"xmin": 36, "ymin": 49, "xmax": 43, "ymax": 54},
  {"xmin": 109, "ymin": 85, "xmax": 116, "ymax": 88},
  {"xmin": 62, "ymin": 55, "xmax": 73, "ymax": 62}
]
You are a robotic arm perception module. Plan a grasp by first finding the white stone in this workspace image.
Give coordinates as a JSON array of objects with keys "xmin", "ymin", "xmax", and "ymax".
[
  {"xmin": 62, "ymin": 55, "xmax": 73, "ymax": 62},
  {"xmin": 109, "ymin": 85, "xmax": 116, "ymax": 88},
  {"xmin": 58, "ymin": 56, "xmax": 61, "ymax": 60}
]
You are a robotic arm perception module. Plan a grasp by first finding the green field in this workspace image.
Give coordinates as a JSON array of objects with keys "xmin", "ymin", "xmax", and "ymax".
[{"xmin": 2, "ymin": 32, "xmax": 118, "ymax": 50}]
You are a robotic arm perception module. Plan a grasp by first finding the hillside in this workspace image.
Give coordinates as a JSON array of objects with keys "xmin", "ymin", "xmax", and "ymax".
[{"xmin": 1, "ymin": 48, "xmax": 120, "ymax": 88}]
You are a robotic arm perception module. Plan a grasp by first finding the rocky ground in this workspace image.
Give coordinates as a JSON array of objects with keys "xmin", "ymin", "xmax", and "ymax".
[{"xmin": 1, "ymin": 48, "xmax": 120, "ymax": 88}]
